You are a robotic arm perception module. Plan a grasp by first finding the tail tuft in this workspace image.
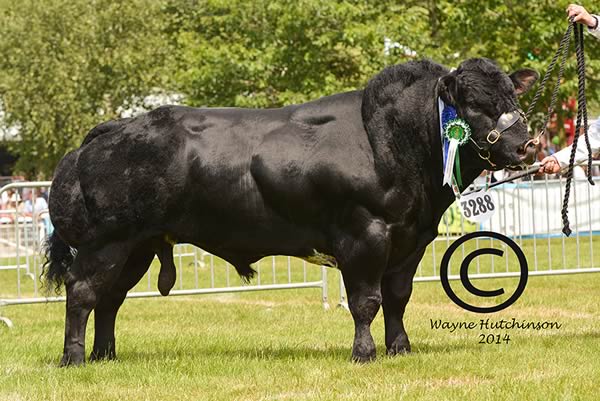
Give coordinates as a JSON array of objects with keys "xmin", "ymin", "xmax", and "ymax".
[
  {"xmin": 41, "ymin": 232, "xmax": 77, "ymax": 294},
  {"xmin": 236, "ymin": 264, "xmax": 257, "ymax": 284}
]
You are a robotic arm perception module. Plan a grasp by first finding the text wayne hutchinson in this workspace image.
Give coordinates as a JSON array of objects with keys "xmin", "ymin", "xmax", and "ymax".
[{"xmin": 430, "ymin": 318, "xmax": 562, "ymax": 333}]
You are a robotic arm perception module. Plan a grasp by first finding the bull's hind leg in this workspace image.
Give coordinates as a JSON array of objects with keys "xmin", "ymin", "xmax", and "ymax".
[
  {"xmin": 60, "ymin": 241, "xmax": 131, "ymax": 366},
  {"xmin": 90, "ymin": 242, "xmax": 155, "ymax": 361},
  {"xmin": 337, "ymin": 212, "xmax": 390, "ymax": 363},
  {"xmin": 381, "ymin": 247, "xmax": 425, "ymax": 355}
]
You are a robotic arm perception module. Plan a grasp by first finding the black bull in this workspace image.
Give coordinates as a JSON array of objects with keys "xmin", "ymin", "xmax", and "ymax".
[{"xmin": 43, "ymin": 58, "xmax": 538, "ymax": 365}]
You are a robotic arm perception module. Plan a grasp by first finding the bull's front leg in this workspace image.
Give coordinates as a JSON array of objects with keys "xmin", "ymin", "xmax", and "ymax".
[
  {"xmin": 381, "ymin": 247, "xmax": 426, "ymax": 355},
  {"xmin": 337, "ymin": 212, "xmax": 391, "ymax": 363}
]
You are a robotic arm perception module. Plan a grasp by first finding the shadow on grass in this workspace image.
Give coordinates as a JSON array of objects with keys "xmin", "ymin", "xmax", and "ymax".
[
  {"xmin": 39, "ymin": 344, "xmax": 349, "ymax": 366},
  {"xmin": 38, "ymin": 329, "xmax": 600, "ymax": 367},
  {"xmin": 120, "ymin": 343, "xmax": 351, "ymax": 362},
  {"xmin": 98, "ymin": 341, "xmax": 474, "ymax": 364}
]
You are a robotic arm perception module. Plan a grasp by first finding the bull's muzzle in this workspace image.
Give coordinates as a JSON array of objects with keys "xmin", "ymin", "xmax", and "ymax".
[{"xmin": 517, "ymin": 138, "xmax": 538, "ymax": 164}]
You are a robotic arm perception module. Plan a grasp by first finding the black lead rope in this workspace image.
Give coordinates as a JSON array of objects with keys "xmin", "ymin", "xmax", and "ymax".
[
  {"xmin": 560, "ymin": 21, "xmax": 594, "ymax": 236},
  {"xmin": 469, "ymin": 19, "xmax": 594, "ymax": 236}
]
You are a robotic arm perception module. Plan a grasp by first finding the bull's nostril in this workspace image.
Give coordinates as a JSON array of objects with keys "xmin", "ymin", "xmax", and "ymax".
[
  {"xmin": 517, "ymin": 139, "xmax": 538, "ymax": 156},
  {"xmin": 518, "ymin": 146, "xmax": 537, "ymax": 163}
]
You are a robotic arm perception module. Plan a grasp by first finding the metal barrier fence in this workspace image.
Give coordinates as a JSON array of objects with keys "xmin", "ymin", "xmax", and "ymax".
[
  {"xmin": 1, "ymin": 162, "xmax": 600, "ymax": 325},
  {"xmin": 426, "ymin": 165, "xmax": 600, "ymax": 277},
  {"xmin": 0, "ymin": 182, "xmax": 329, "ymax": 328}
]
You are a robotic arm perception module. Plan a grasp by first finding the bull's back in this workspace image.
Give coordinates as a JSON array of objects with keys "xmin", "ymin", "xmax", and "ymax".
[
  {"xmin": 50, "ymin": 93, "xmax": 374, "ymax": 248},
  {"xmin": 181, "ymin": 91, "xmax": 375, "ymax": 224}
]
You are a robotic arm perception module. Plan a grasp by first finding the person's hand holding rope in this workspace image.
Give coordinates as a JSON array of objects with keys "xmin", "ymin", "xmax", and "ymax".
[
  {"xmin": 567, "ymin": 4, "xmax": 598, "ymax": 29},
  {"xmin": 539, "ymin": 155, "xmax": 561, "ymax": 174}
]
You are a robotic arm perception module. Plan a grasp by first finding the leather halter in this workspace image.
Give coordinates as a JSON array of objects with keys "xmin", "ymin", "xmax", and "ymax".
[{"xmin": 468, "ymin": 109, "xmax": 529, "ymax": 168}]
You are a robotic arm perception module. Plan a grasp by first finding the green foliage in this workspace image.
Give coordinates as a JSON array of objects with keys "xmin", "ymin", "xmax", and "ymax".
[
  {"xmin": 168, "ymin": 0, "xmax": 418, "ymax": 107},
  {"xmin": 1, "ymin": 0, "xmax": 599, "ymax": 176},
  {"xmin": 0, "ymin": 0, "xmax": 172, "ymax": 177}
]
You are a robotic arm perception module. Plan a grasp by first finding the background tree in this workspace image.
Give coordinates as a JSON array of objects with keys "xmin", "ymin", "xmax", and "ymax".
[
  {"xmin": 0, "ymin": 0, "xmax": 173, "ymax": 177},
  {"xmin": 168, "ymin": 0, "xmax": 435, "ymax": 107},
  {"xmin": 0, "ymin": 0, "xmax": 598, "ymax": 177}
]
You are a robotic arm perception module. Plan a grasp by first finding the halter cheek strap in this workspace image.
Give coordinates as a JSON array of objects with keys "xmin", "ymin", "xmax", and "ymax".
[{"xmin": 469, "ymin": 109, "xmax": 527, "ymax": 167}]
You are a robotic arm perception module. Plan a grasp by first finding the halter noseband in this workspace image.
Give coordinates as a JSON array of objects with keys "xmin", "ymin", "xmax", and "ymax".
[{"xmin": 468, "ymin": 109, "xmax": 530, "ymax": 167}]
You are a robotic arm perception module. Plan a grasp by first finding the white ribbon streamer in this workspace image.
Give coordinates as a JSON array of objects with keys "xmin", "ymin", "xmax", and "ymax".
[{"xmin": 443, "ymin": 139, "xmax": 459, "ymax": 187}]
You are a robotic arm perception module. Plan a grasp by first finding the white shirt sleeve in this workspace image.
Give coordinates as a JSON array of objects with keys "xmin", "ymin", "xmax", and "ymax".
[
  {"xmin": 589, "ymin": 15, "xmax": 600, "ymax": 40},
  {"xmin": 34, "ymin": 197, "xmax": 48, "ymax": 213},
  {"xmin": 553, "ymin": 118, "xmax": 600, "ymax": 168}
]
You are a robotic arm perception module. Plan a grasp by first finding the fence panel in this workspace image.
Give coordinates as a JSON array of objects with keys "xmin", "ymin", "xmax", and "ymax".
[{"xmin": 414, "ymin": 165, "xmax": 600, "ymax": 286}]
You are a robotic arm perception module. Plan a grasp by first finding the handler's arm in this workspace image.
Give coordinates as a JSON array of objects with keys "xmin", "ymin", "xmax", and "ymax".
[
  {"xmin": 553, "ymin": 119, "xmax": 600, "ymax": 168},
  {"xmin": 588, "ymin": 15, "xmax": 600, "ymax": 39}
]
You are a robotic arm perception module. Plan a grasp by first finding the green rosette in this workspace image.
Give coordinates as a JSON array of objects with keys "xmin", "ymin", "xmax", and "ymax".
[
  {"xmin": 443, "ymin": 119, "xmax": 471, "ymax": 145},
  {"xmin": 443, "ymin": 118, "xmax": 472, "ymax": 190}
]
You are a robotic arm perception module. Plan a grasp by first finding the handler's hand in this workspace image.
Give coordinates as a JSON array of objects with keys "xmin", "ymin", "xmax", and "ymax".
[
  {"xmin": 539, "ymin": 155, "xmax": 561, "ymax": 174},
  {"xmin": 567, "ymin": 4, "xmax": 597, "ymax": 28}
]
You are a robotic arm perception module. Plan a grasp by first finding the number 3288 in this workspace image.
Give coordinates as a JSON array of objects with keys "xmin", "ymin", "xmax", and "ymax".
[{"xmin": 461, "ymin": 194, "xmax": 495, "ymax": 218}]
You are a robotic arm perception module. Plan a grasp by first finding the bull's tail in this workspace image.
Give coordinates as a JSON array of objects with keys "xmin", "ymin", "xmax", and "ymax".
[{"xmin": 41, "ymin": 232, "xmax": 77, "ymax": 293}]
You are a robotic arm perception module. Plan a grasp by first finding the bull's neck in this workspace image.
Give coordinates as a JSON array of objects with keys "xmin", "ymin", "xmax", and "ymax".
[{"xmin": 361, "ymin": 79, "xmax": 485, "ymax": 223}]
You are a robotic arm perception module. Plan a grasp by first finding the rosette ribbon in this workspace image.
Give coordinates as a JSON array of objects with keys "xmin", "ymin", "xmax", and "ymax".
[{"xmin": 438, "ymin": 98, "xmax": 472, "ymax": 195}]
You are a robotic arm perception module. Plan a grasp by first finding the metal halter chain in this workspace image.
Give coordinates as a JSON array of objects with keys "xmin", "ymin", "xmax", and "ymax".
[{"xmin": 526, "ymin": 19, "xmax": 594, "ymax": 236}]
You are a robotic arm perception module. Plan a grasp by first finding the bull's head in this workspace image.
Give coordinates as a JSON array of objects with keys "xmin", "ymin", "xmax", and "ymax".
[{"xmin": 438, "ymin": 58, "xmax": 539, "ymax": 171}]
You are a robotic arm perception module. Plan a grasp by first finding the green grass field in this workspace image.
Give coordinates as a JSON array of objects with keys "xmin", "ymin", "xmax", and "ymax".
[{"xmin": 1, "ymin": 239, "xmax": 600, "ymax": 401}]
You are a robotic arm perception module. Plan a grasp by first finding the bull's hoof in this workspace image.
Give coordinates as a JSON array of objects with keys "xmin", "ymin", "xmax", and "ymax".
[
  {"xmin": 351, "ymin": 352, "xmax": 376, "ymax": 363},
  {"xmin": 386, "ymin": 343, "xmax": 411, "ymax": 356},
  {"xmin": 351, "ymin": 346, "xmax": 376, "ymax": 363},
  {"xmin": 89, "ymin": 349, "xmax": 116, "ymax": 362},
  {"xmin": 386, "ymin": 335, "xmax": 411, "ymax": 356},
  {"xmin": 59, "ymin": 352, "xmax": 85, "ymax": 367}
]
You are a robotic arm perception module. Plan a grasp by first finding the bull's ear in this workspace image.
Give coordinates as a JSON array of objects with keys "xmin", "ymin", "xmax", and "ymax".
[
  {"xmin": 439, "ymin": 72, "xmax": 458, "ymax": 105},
  {"xmin": 510, "ymin": 69, "xmax": 539, "ymax": 96}
]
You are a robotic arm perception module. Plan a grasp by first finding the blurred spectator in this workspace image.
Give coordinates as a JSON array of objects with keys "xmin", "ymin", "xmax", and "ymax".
[
  {"xmin": 560, "ymin": 97, "xmax": 577, "ymax": 147},
  {"xmin": 20, "ymin": 188, "xmax": 53, "ymax": 236},
  {"xmin": 0, "ymin": 188, "xmax": 20, "ymax": 223},
  {"xmin": 38, "ymin": 187, "xmax": 49, "ymax": 202},
  {"xmin": 22, "ymin": 188, "xmax": 48, "ymax": 215},
  {"xmin": 1, "ymin": 188, "xmax": 20, "ymax": 210}
]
